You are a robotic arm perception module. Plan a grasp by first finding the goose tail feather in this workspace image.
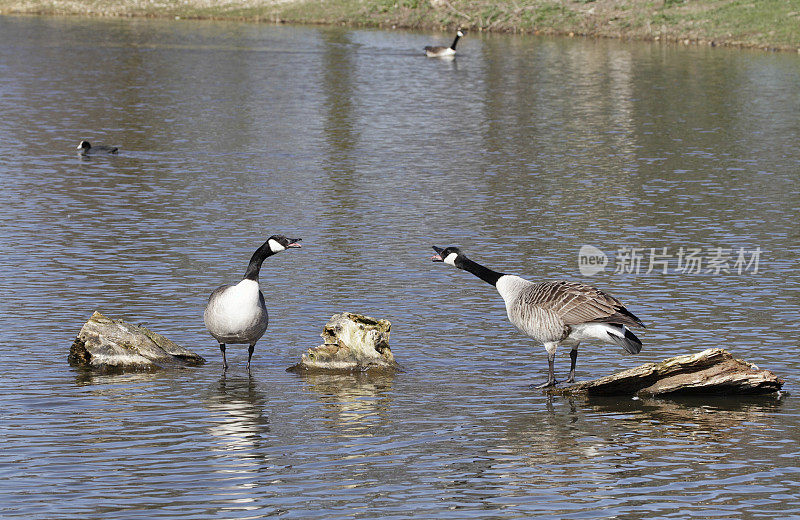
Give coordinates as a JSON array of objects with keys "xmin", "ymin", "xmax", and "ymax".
[{"xmin": 606, "ymin": 326, "xmax": 642, "ymax": 354}]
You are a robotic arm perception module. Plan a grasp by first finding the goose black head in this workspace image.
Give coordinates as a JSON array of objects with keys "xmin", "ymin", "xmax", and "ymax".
[
  {"xmin": 77, "ymin": 140, "xmax": 91, "ymax": 151},
  {"xmin": 267, "ymin": 235, "xmax": 302, "ymax": 253},
  {"xmin": 456, "ymin": 29, "xmax": 464, "ymax": 37},
  {"xmin": 431, "ymin": 246, "xmax": 464, "ymax": 266}
]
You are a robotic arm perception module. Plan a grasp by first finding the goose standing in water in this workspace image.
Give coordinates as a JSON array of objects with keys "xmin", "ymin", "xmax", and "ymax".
[
  {"xmin": 204, "ymin": 235, "xmax": 301, "ymax": 370},
  {"xmin": 76, "ymin": 140, "xmax": 118, "ymax": 155},
  {"xmin": 431, "ymin": 246, "xmax": 645, "ymax": 387},
  {"xmin": 425, "ymin": 29, "xmax": 464, "ymax": 58}
]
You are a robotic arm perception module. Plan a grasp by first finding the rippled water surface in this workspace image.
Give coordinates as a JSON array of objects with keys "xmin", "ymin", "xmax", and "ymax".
[{"xmin": 1, "ymin": 15, "xmax": 799, "ymax": 519}]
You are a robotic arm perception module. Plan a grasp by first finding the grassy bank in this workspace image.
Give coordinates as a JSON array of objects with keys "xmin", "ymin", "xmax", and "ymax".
[{"xmin": 2, "ymin": 0, "xmax": 799, "ymax": 51}]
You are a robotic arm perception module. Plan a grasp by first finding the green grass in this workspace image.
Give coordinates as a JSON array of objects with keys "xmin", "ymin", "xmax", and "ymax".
[
  {"xmin": 2, "ymin": 0, "xmax": 799, "ymax": 50},
  {"xmin": 685, "ymin": 0, "xmax": 800, "ymax": 47}
]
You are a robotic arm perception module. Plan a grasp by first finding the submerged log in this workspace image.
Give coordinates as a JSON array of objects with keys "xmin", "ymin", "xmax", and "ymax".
[
  {"xmin": 288, "ymin": 312, "xmax": 400, "ymax": 374},
  {"xmin": 557, "ymin": 348, "xmax": 783, "ymax": 396},
  {"xmin": 68, "ymin": 311, "xmax": 205, "ymax": 371}
]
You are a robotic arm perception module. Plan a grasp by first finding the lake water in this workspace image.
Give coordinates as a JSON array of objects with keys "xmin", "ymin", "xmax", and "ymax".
[{"xmin": 1, "ymin": 14, "xmax": 799, "ymax": 519}]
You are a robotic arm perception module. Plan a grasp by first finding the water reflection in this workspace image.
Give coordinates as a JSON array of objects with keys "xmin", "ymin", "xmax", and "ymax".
[
  {"xmin": 72, "ymin": 366, "xmax": 168, "ymax": 387},
  {"xmin": 204, "ymin": 372, "xmax": 270, "ymax": 452},
  {"xmin": 317, "ymin": 28, "xmax": 377, "ymax": 307},
  {"xmin": 500, "ymin": 393, "xmax": 786, "ymax": 466},
  {"xmin": 479, "ymin": 392, "xmax": 795, "ymax": 517},
  {"xmin": 321, "ymin": 29, "xmax": 359, "ymax": 164},
  {"xmin": 319, "ymin": 27, "xmax": 359, "ymax": 238},
  {"xmin": 587, "ymin": 394, "xmax": 786, "ymax": 427},
  {"xmin": 199, "ymin": 373, "xmax": 273, "ymax": 515},
  {"xmin": 294, "ymin": 372, "xmax": 394, "ymax": 433}
]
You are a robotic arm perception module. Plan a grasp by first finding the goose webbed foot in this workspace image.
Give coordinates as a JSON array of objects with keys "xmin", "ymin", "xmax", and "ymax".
[{"xmin": 533, "ymin": 378, "xmax": 558, "ymax": 389}]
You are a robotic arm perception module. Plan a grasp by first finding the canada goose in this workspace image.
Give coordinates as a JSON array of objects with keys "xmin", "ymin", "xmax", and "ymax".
[
  {"xmin": 204, "ymin": 235, "xmax": 302, "ymax": 370},
  {"xmin": 431, "ymin": 246, "xmax": 645, "ymax": 388},
  {"xmin": 76, "ymin": 140, "xmax": 118, "ymax": 155},
  {"xmin": 425, "ymin": 29, "xmax": 464, "ymax": 58}
]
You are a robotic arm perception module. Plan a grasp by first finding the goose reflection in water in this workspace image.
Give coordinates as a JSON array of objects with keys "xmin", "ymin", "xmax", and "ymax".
[{"xmin": 204, "ymin": 372, "xmax": 270, "ymax": 452}]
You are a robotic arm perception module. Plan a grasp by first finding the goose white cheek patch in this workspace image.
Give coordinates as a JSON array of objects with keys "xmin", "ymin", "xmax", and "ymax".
[
  {"xmin": 444, "ymin": 253, "xmax": 458, "ymax": 266},
  {"xmin": 268, "ymin": 239, "xmax": 285, "ymax": 253}
]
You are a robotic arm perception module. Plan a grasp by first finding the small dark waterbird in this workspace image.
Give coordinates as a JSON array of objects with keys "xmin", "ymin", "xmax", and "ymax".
[
  {"xmin": 425, "ymin": 29, "xmax": 464, "ymax": 58},
  {"xmin": 431, "ymin": 246, "xmax": 645, "ymax": 387},
  {"xmin": 76, "ymin": 140, "xmax": 118, "ymax": 155},
  {"xmin": 204, "ymin": 235, "xmax": 302, "ymax": 370}
]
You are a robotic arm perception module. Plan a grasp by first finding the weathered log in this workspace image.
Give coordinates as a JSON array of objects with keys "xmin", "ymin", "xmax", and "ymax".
[
  {"xmin": 287, "ymin": 312, "xmax": 400, "ymax": 374},
  {"xmin": 69, "ymin": 311, "xmax": 205, "ymax": 371},
  {"xmin": 557, "ymin": 348, "xmax": 783, "ymax": 396}
]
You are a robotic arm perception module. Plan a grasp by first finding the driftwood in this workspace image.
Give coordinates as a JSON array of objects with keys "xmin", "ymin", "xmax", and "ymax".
[
  {"xmin": 68, "ymin": 311, "xmax": 205, "ymax": 371},
  {"xmin": 557, "ymin": 348, "xmax": 783, "ymax": 396},
  {"xmin": 288, "ymin": 312, "xmax": 400, "ymax": 374}
]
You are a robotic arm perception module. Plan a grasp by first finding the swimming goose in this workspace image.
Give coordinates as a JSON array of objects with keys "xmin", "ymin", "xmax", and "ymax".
[
  {"xmin": 76, "ymin": 140, "xmax": 118, "ymax": 155},
  {"xmin": 425, "ymin": 29, "xmax": 464, "ymax": 58},
  {"xmin": 204, "ymin": 235, "xmax": 302, "ymax": 370},
  {"xmin": 431, "ymin": 246, "xmax": 645, "ymax": 388}
]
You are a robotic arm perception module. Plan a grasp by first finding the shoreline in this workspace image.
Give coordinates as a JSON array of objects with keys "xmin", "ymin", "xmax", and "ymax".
[{"xmin": 2, "ymin": 1, "xmax": 799, "ymax": 53}]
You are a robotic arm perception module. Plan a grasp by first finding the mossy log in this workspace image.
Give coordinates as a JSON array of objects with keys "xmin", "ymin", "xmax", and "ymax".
[
  {"xmin": 557, "ymin": 348, "xmax": 783, "ymax": 397},
  {"xmin": 288, "ymin": 312, "xmax": 400, "ymax": 374},
  {"xmin": 69, "ymin": 311, "xmax": 205, "ymax": 371}
]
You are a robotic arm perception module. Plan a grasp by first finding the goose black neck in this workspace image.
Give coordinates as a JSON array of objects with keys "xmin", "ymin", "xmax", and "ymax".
[
  {"xmin": 450, "ymin": 34, "xmax": 461, "ymax": 50},
  {"xmin": 456, "ymin": 256, "xmax": 504, "ymax": 286},
  {"xmin": 243, "ymin": 244, "xmax": 276, "ymax": 281}
]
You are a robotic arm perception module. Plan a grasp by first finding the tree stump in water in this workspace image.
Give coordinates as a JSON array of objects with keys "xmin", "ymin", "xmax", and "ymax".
[
  {"xmin": 288, "ymin": 312, "xmax": 400, "ymax": 374},
  {"xmin": 557, "ymin": 348, "xmax": 783, "ymax": 396},
  {"xmin": 69, "ymin": 311, "xmax": 205, "ymax": 371}
]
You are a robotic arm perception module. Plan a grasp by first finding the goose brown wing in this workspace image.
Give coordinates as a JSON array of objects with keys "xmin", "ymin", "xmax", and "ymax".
[{"xmin": 522, "ymin": 280, "xmax": 645, "ymax": 328}]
